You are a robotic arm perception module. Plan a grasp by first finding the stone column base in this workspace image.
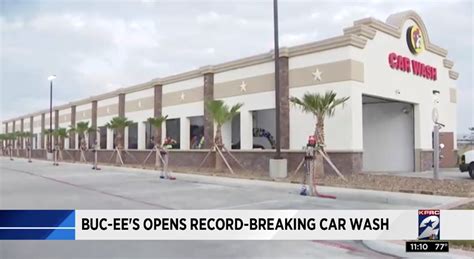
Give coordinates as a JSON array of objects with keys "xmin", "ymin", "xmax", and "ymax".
[{"xmin": 269, "ymin": 158, "xmax": 288, "ymax": 179}]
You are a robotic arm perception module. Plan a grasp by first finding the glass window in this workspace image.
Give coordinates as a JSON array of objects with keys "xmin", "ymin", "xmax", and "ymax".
[
  {"xmin": 145, "ymin": 122, "xmax": 156, "ymax": 149},
  {"xmin": 231, "ymin": 113, "xmax": 240, "ymax": 149},
  {"xmin": 99, "ymin": 126, "xmax": 107, "ymax": 149},
  {"xmin": 252, "ymin": 109, "xmax": 276, "ymax": 149},
  {"xmin": 165, "ymin": 118, "xmax": 180, "ymax": 149},
  {"xmin": 128, "ymin": 123, "xmax": 138, "ymax": 149},
  {"xmin": 189, "ymin": 116, "xmax": 204, "ymax": 149}
]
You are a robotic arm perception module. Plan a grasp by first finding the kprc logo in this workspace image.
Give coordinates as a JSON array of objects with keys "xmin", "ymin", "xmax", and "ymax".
[{"xmin": 418, "ymin": 209, "xmax": 440, "ymax": 240}]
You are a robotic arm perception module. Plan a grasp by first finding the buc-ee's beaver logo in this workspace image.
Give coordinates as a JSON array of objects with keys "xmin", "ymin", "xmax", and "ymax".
[{"xmin": 406, "ymin": 25, "xmax": 424, "ymax": 55}]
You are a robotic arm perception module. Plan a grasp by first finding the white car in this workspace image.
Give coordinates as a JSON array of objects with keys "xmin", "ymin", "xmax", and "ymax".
[{"xmin": 459, "ymin": 150, "xmax": 474, "ymax": 179}]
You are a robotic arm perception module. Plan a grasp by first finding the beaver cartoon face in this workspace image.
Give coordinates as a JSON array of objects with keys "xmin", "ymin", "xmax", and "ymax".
[
  {"xmin": 413, "ymin": 29, "xmax": 423, "ymax": 50},
  {"xmin": 407, "ymin": 25, "xmax": 424, "ymax": 54}
]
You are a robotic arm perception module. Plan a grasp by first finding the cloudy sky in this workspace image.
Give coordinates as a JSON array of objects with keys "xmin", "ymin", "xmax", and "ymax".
[{"xmin": 1, "ymin": 0, "xmax": 472, "ymax": 135}]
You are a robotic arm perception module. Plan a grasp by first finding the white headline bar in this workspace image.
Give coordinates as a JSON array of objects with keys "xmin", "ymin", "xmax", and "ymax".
[{"xmin": 75, "ymin": 210, "xmax": 474, "ymax": 240}]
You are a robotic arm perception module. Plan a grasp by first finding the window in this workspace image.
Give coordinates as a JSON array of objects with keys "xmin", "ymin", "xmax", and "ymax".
[
  {"xmin": 231, "ymin": 113, "xmax": 240, "ymax": 149},
  {"xmin": 145, "ymin": 122, "xmax": 156, "ymax": 149},
  {"xmin": 252, "ymin": 109, "xmax": 276, "ymax": 149},
  {"xmin": 99, "ymin": 126, "xmax": 107, "ymax": 149},
  {"xmin": 165, "ymin": 118, "xmax": 180, "ymax": 149},
  {"xmin": 33, "ymin": 134, "xmax": 38, "ymax": 149},
  {"xmin": 128, "ymin": 123, "xmax": 138, "ymax": 149},
  {"xmin": 189, "ymin": 116, "xmax": 204, "ymax": 149}
]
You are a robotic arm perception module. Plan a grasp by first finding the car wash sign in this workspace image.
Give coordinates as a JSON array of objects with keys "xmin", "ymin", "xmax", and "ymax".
[{"xmin": 387, "ymin": 24, "xmax": 437, "ymax": 81}]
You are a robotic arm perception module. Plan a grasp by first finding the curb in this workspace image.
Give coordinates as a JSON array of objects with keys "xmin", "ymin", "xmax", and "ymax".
[{"xmin": 2, "ymin": 157, "xmax": 467, "ymax": 208}]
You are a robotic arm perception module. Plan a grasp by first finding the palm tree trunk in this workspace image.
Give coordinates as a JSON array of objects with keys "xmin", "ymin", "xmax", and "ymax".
[
  {"xmin": 315, "ymin": 116, "xmax": 325, "ymax": 177},
  {"xmin": 116, "ymin": 131, "xmax": 123, "ymax": 165},
  {"xmin": 215, "ymin": 125, "xmax": 223, "ymax": 171},
  {"xmin": 154, "ymin": 128, "xmax": 161, "ymax": 146},
  {"xmin": 154, "ymin": 128, "xmax": 162, "ymax": 168}
]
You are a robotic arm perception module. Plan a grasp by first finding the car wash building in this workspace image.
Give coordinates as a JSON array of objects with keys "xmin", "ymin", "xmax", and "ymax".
[{"xmin": 2, "ymin": 11, "xmax": 458, "ymax": 174}]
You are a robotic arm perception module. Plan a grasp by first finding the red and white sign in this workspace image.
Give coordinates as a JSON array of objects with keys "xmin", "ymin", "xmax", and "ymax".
[{"xmin": 388, "ymin": 52, "xmax": 437, "ymax": 81}]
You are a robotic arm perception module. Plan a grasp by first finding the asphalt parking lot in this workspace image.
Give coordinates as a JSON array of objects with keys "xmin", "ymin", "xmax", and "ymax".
[{"xmin": 0, "ymin": 157, "xmax": 471, "ymax": 259}]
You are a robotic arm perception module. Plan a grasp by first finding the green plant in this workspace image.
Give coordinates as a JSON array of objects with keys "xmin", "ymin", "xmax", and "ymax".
[
  {"xmin": 206, "ymin": 100, "xmax": 243, "ymax": 147},
  {"xmin": 290, "ymin": 91, "xmax": 349, "ymax": 145},
  {"xmin": 290, "ymin": 91, "xmax": 349, "ymax": 176},
  {"xmin": 69, "ymin": 122, "xmax": 95, "ymax": 150},
  {"xmin": 53, "ymin": 128, "xmax": 69, "ymax": 149},
  {"xmin": 146, "ymin": 115, "xmax": 168, "ymax": 146},
  {"xmin": 106, "ymin": 116, "xmax": 134, "ymax": 149}
]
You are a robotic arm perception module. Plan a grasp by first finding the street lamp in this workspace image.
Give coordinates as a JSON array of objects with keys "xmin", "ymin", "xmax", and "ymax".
[
  {"xmin": 273, "ymin": 0, "xmax": 281, "ymax": 159},
  {"xmin": 48, "ymin": 75, "xmax": 56, "ymax": 153},
  {"xmin": 432, "ymin": 90, "xmax": 440, "ymax": 180}
]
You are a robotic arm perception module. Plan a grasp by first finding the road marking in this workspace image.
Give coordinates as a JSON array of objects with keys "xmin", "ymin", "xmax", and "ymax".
[{"xmin": 1, "ymin": 166, "xmax": 176, "ymax": 210}]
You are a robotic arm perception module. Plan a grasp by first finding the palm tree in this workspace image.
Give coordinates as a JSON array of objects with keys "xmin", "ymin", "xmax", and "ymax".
[
  {"xmin": 69, "ymin": 122, "xmax": 95, "ymax": 150},
  {"xmin": 106, "ymin": 116, "xmax": 134, "ymax": 150},
  {"xmin": 5, "ymin": 132, "xmax": 16, "ymax": 160},
  {"xmin": 143, "ymin": 115, "xmax": 169, "ymax": 171},
  {"xmin": 52, "ymin": 128, "xmax": 70, "ymax": 162},
  {"xmin": 19, "ymin": 131, "xmax": 32, "ymax": 158},
  {"xmin": 207, "ymin": 100, "xmax": 243, "ymax": 147},
  {"xmin": 0, "ymin": 133, "xmax": 6, "ymax": 156},
  {"xmin": 147, "ymin": 115, "xmax": 168, "ymax": 146},
  {"xmin": 68, "ymin": 122, "xmax": 95, "ymax": 162},
  {"xmin": 106, "ymin": 116, "xmax": 134, "ymax": 165},
  {"xmin": 206, "ymin": 100, "xmax": 243, "ymax": 171},
  {"xmin": 290, "ymin": 91, "xmax": 349, "ymax": 176},
  {"xmin": 43, "ymin": 129, "xmax": 53, "ymax": 151},
  {"xmin": 13, "ymin": 131, "xmax": 23, "ymax": 156},
  {"xmin": 53, "ymin": 128, "xmax": 68, "ymax": 150}
]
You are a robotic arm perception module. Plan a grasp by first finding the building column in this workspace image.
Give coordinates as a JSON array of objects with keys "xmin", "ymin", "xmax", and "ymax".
[
  {"xmin": 138, "ymin": 122, "xmax": 145, "ymax": 150},
  {"xmin": 5, "ymin": 122, "xmax": 9, "ymax": 147},
  {"xmin": 29, "ymin": 116, "xmax": 34, "ymax": 149},
  {"xmin": 118, "ymin": 93, "xmax": 125, "ymax": 148},
  {"xmin": 20, "ymin": 118, "xmax": 24, "ymax": 149},
  {"xmin": 40, "ymin": 114, "xmax": 45, "ymax": 149},
  {"xmin": 107, "ymin": 128, "xmax": 114, "ymax": 150},
  {"xmin": 203, "ymin": 71, "xmax": 214, "ymax": 148},
  {"xmin": 70, "ymin": 105, "xmax": 76, "ymax": 149},
  {"xmin": 54, "ymin": 109, "xmax": 59, "ymax": 147},
  {"xmin": 221, "ymin": 121, "xmax": 232, "ymax": 148},
  {"xmin": 279, "ymin": 54, "xmax": 290, "ymax": 149},
  {"xmin": 90, "ymin": 100, "xmax": 98, "ymax": 145},
  {"xmin": 240, "ymin": 110, "xmax": 253, "ymax": 149},
  {"xmin": 124, "ymin": 127, "xmax": 129, "ymax": 150},
  {"xmin": 154, "ymin": 83, "xmax": 163, "ymax": 144},
  {"xmin": 12, "ymin": 120, "xmax": 16, "ymax": 148},
  {"xmin": 180, "ymin": 117, "xmax": 190, "ymax": 150}
]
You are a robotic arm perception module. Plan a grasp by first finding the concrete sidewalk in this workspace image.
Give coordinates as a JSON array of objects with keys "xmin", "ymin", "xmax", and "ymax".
[{"xmin": 365, "ymin": 168, "xmax": 472, "ymax": 181}]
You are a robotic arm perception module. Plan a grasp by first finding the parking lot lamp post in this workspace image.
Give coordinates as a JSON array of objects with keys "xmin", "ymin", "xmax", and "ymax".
[{"xmin": 48, "ymin": 75, "xmax": 56, "ymax": 153}]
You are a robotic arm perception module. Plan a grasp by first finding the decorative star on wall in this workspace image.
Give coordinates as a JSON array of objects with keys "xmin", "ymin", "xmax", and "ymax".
[
  {"xmin": 180, "ymin": 92, "xmax": 185, "ymax": 101},
  {"xmin": 312, "ymin": 69, "xmax": 323, "ymax": 81},
  {"xmin": 240, "ymin": 81, "xmax": 247, "ymax": 92}
]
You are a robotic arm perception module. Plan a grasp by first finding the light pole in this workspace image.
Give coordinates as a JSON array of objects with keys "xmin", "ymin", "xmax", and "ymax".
[
  {"xmin": 273, "ymin": 0, "xmax": 281, "ymax": 159},
  {"xmin": 432, "ymin": 90, "xmax": 440, "ymax": 180},
  {"xmin": 48, "ymin": 75, "xmax": 56, "ymax": 153}
]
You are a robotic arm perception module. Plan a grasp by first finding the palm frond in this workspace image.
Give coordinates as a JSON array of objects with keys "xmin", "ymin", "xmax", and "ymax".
[
  {"xmin": 206, "ymin": 100, "xmax": 243, "ymax": 126},
  {"xmin": 147, "ymin": 115, "xmax": 168, "ymax": 128},
  {"xmin": 106, "ymin": 116, "xmax": 135, "ymax": 130},
  {"xmin": 290, "ymin": 91, "xmax": 349, "ymax": 118}
]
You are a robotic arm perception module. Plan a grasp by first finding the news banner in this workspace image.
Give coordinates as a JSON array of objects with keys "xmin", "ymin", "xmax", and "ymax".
[{"xmin": 0, "ymin": 209, "xmax": 472, "ymax": 252}]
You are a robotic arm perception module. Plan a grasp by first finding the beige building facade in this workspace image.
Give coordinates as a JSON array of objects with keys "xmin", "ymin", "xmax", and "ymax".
[{"xmin": 1, "ymin": 11, "xmax": 459, "ymax": 173}]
